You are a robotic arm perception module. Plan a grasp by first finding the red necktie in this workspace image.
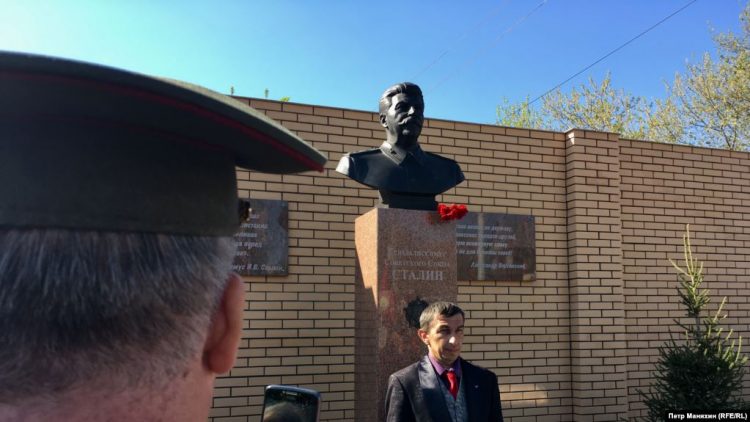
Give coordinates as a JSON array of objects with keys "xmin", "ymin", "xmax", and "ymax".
[{"xmin": 445, "ymin": 370, "xmax": 458, "ymax": 399}]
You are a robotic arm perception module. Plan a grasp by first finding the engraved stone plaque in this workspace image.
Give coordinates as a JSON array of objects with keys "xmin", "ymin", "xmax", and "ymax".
[
  {"xmin": 232, "ymin": 198, "xmax": 288, "ymax": 276},
  {"xmin": 456, "ymin": 212, "xmax": 535, "ymax": 281}
]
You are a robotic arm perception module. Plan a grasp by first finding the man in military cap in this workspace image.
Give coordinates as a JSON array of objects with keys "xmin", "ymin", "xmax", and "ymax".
[
  {"xmin": 0, "ymin": 52, "xmax": 326, "ymax": 422},
  {"xmin": 336, "ymin": 82, "xmax": 464, "ymax": 211}
]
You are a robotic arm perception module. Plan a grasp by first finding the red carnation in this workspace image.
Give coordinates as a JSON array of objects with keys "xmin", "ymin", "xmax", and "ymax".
[
  {"xmin": 455, "ymin": 204, "xmax": 468, "ymax": 219},
  {"xmin": 437, "ymin": 203, "xmax": 468, "ymax": 221}
]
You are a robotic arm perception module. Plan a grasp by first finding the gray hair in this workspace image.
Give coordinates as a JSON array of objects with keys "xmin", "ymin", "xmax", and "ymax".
[
  {"xmin": 0, "ymin": 229, "xmax": 236, "ymax": 402},
  {"xmin": 378, "ymin": 82, "xmax": 423, "ymax": 115},
  {"xmin": 419, "ymin": 301, "xmax": 465, "ymax": 331},
  {"xmin": 263, "ymin": 402, "xmax": 305, "ymax": 422}
]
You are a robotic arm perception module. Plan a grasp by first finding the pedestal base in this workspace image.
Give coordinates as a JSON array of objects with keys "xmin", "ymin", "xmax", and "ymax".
[{"xmin": 354, "ymin": 208, "xmax": 457, "ymax": 422}]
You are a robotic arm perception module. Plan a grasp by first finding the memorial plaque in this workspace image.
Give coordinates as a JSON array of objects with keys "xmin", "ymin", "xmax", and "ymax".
[
  {"xmin": 232, "ymin": 198, "xmax": 288, "ymax": 276},
  {"xmin": 456, "ymin": 212, "xmax": 535, "ymax": 281}
]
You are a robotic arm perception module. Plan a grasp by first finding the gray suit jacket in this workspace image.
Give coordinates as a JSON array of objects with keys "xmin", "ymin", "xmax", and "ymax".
[{"xmin": 385, "ymin": 356, "xmax": 503, "ymax": 422}]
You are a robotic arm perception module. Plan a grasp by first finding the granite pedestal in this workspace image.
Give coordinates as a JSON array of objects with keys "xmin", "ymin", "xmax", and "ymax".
[{"xmin": 354, "ymin": 208, "xmax": 457, "ymax": 422}]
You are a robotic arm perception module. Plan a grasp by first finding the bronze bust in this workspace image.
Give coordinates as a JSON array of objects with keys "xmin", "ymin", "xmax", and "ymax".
[{"xmin": 336, "ymin": 82, "xmax": 464, "ymax": 211}]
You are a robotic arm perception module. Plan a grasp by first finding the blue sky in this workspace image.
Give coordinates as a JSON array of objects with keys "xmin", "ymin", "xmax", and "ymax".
[{"xmin": 1, "ymin": 0, "xmax": 746, "ymax": 124}]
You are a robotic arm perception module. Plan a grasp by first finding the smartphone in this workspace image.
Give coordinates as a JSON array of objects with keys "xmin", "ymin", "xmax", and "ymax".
[{"xmin": 261, "ymin": 384, "xmax": 321, "ymax": 422}]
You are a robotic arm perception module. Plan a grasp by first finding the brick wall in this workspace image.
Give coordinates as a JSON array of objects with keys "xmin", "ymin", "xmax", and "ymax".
[
  {"xmin": 619, "ymin": 140, "xmax": 750, "ymax": 419},
  {"xmin": 208, "ymin": 98, "xmax": 750, "ymax": 421}
]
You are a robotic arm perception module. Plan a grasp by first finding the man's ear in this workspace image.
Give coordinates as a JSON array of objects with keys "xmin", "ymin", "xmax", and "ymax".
[
  {"xmin": 379, "ymin": 113, "xmax": 387, "ymax": 128},
  {"xmin": 203, "ymin": 272, "xmax": 244, "ymax": 374},
  {"xmin": 417, "ymin": 329, "xmax": 429, "ymax": 345}
]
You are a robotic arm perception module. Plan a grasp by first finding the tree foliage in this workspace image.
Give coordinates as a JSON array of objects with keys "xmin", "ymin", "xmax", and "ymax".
[
  {"xmin": 668, "ymin": 5, "xmax": 750, "ymax": 150},
  {"xmin": 498, "ymin": 2, "xmax": 750, "ymax": 150},
  {"xmin": 543, "ymin": 72, "xmax": 650, "ymax": 140},
  {"xmin": 496, "ymin": 96, "xmax": 546, "ymax": 129},
  {"xmin": 638, "ymin": 226, "xmax": 748, "ymax": 420}
]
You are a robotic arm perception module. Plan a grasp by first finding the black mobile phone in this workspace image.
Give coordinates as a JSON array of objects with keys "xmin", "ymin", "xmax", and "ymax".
[{"xmin": 261, "ymin": 384, "xmax": 321, "ymax": 422}]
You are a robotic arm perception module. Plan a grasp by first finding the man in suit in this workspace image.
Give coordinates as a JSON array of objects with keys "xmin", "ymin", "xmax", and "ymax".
[
  {"xmin": 0, "ymin": 51, "xmax": 326, "ymax": 422},
  {"xmin": 385, "ymin": 302, "xmax": 503, "ymax": 422},
  {"xmin": 336, "ymin": 82, "xmax": 464, "ymax": 211}
]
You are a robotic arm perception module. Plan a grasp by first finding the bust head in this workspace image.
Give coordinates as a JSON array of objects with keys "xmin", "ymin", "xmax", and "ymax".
[
  {"xmin": 378, "ymin": 82, "xmax": 424, "ymax": 149},
  {"xmin": 336, "ymin": 81, "xmax": 465, "ymax": 211}
]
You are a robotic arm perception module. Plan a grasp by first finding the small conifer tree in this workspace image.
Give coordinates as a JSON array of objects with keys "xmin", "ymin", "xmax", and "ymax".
[{"xmin": 639, "ymin": 225, "xmax": 748, "ymax": 420}]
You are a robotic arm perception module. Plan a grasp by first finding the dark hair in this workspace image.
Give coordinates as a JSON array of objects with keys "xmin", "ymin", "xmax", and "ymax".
[
  {"xmin": 378, "ymin": 82, "xmax": 423, "ymax": 115},
  {"xmin": 419, "ymin": 301, "xmax": 465, "ymax": 330},
  {"xmin": 0, "ymin": 229, "xmax": 234, "ymax": 402}
]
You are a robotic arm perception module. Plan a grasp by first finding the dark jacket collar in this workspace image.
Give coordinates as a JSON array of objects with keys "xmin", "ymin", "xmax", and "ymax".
[{"xmin": 380, "ymin": 141, "xmax": 426, "ymax": 165}]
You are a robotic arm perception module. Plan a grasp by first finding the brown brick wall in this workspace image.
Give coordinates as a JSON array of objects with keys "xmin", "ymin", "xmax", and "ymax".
[
  {"xmin": 208, "ymin": 98, "xmax": 750, "ymax": 421},
  {"xmin": 565, "ymin": 130, "xmax": 628, "ymax": 420},
  {"xmin": 619, "ymin": 139, "xmax": 750, "ymax": 419}
]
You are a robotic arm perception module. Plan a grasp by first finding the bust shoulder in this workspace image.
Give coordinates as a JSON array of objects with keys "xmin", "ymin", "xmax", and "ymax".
[
  {"xmin": 345, "ymin": 148, "xmax": 384, "ymax": 160},
  {"xmin": 335, "ymin": 148, "xmax": 386, "ymax": 180},
  {"xmin": 336, "ymin": 145, "xmax": 465, "ymax": 200},
  {"xmin": 423, "ymin": 151, "xmax": 465, "ymax": 183},
  {"xmin": 424, "ymin": 150, "xmax": 461, "ymax": 167}
]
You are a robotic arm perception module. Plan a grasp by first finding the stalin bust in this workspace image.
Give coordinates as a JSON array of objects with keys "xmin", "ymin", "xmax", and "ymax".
[{"xmin": 336, "ymin": 82, "xmax": 464, "ymax": 211}]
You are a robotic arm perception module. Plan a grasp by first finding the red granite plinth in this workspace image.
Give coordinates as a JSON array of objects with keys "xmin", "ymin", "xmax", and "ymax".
[{"xmin": 354, "ymin": 208, "xmax": 457, "ymax": 422}]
